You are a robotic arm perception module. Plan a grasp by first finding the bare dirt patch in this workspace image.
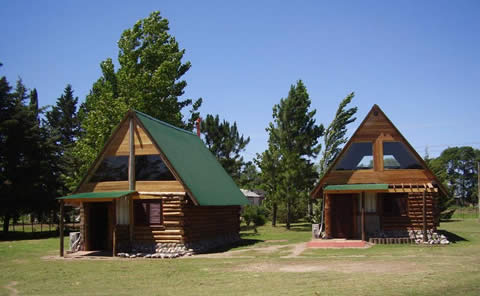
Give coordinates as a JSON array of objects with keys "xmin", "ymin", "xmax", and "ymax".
[
  {"xmin": 5, "ymin": 281, "xmax": 18, "ymax": 296},
  {"xmin": 234, "ymin": 260, "xmax": 426, "ymax": 274}
]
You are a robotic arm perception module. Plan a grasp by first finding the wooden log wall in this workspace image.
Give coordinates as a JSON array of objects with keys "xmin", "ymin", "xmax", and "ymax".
[
  {"xmin": 133, "ymin": 195, "xmax": 186, "ymax": 244},
  {"xmin": 182, "ymin": 205, "xmax": 241, "ymax": 243},
  {"xmin": 382, "ymin": 192, "xmax": 438, "ymax": 231},
  {"xmin": 115, "ymin": 225, "xmax": 130, "ymax": 246},
  {"xmin": 132, "ymin": 194, "xmax": 241, "ymax": 244},
  {"xmin": 80, "ymin": 203, "xmax": 88, "ymax": 251}
]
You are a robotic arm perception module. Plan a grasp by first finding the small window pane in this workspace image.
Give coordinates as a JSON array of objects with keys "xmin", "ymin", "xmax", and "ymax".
[
  {"xmin": 335, "ymin": 142, "xmax": 373, "ymax": 170},
  {"xmin": 135, "ymin": 155, "xmax": 175, "ymax": 181},
  {"xmin": 383, "ymin": 142, "xmax": 422, "ymax": 169},
  {"xmin": 134, "ymin": 200, "xmax": 163, "ymax": 226},
  {"xmin": 90, "ymin": 156, "xmax": 128, "ymax": 182},
  {"xmin": 383, "ymin": 194, "xmax": 408, "ymax": 217}
]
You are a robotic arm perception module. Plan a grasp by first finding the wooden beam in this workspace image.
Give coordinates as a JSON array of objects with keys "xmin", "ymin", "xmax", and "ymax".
[
  {"xmin": 422, "ymin": 190, "xmax": 427, "ymax": 242},
  {"xmin": 478, "ymin": 161, "xmax": 480, "ymax": 222},
  {"xmin": 59, "ymin": 200, "xmax": 64, "ymax": 257},
  {"xmin": 361, "ymin": 192, "xmax": 366, "ymax": 241},
  {"xmin": 128, "ymin": 116, "xmax": 135, "ymax": 246},
  {"xmin": 112, "ymin": 199, "xmax": 116, "ymax": 257},
  {"xmin": 113, "ymin": 225, "xmax": 116, "ymax": 257},
  {"xmin": 128, "ymin": 117, "xmax": 135, "ymax": 191}
]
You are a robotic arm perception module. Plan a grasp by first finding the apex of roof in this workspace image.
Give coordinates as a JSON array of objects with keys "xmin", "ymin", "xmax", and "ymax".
[{"xmin": 134, "ymin": 110, "xmax": 249, "ymax": 206}]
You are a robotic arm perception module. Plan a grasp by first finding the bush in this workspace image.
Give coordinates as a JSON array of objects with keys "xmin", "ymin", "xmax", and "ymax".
[
  {"xmin": 242, "ymin": 205, "xmax": 267, "ymax": 232},
  {"xmin": 306, "ymin": 201, "xmax": 322, "ymax": 224}
]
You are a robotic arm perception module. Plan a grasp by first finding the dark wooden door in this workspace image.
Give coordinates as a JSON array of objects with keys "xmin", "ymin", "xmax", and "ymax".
[
  {"xmin": 89, "ymin": 203, "xmax": 109, "ymax": 250},
  {"xmin": 331, "ymin": 195, "xmax": 355, "ymax": 238}
]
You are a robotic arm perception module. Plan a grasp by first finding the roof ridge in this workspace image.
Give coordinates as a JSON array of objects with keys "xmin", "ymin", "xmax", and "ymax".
[{"xmin": 134, "ymin": 110, "xmax": 196, "ymax": 136}]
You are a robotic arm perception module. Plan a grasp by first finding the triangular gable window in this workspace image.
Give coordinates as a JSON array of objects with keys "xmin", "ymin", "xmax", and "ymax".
[
  {"xmin": 89, "ymin": 154, "xmax": 175, "ymax": 183},
  {"xmin": 335, "ymin": 142, "xmax": 373, "ymax": 170},
  {"xmin": 135, "ymin": 155, "xmax": 175, "ymax": 181},
  {"xmin": 383, "ymin": 142, "xmax": 422, "ymax": 169},
  {"xmin": 90, "ymin": 156, "xmax": 128, "ymax": 182}
]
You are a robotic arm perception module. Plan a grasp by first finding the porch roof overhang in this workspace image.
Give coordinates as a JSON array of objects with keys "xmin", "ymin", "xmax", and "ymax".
[
  {"xmin": 325, "ymin": 184, "xmax": 388, "ymax": 192},
  {"xmin": 57, "ymin": 190, "xmax": 136, "ymax": 202},
  {"xmin": 324, "ymin": 183, "xmax": 439, "ymax": 194}
]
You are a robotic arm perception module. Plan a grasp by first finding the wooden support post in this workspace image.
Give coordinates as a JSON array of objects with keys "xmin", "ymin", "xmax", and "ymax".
[
  {"xmin": 128, "ymin": 116, "xmax": 135, "ymax": 245},
  {"xmin": 113, "ymin": 225, "xmax": 116, "ymax": 257},
  {"xmin": 361, "ymin": 192, "xmax": 366, "ymax": 241},
  {"xmin": 478, "ymin": 161, "xmax": 479, "ymax": 222},
  {"xmin": 60, "ymin": 200, "xmax": 65, "ymax": 257},
  {"xmin": 324, "ymin": 194, "xmax": 331, "ymax": 238},
  {"xmin": 422, "ymin": 190, "xmax": 427, "ymax": 243}
]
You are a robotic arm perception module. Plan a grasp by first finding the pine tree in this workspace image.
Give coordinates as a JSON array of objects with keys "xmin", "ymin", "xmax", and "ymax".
[
  {"xmin": 0, "ymin": 77, "xmax": 59, "ymax": 232},
  {"xmin": 73, "ymin": 11, "xmax": 202, "ymax": 188},
  {"xmin": 201, "ymin": 114, "xmax": 250, "ymax": 183},
  {"xmin": 255, "ymin": 143, "xmax": 281, "ymax": 226},
  {"xmin": 46, "ymin": 84, "xmax": 81, "ymax": 193},
  {"xmin": 267, "ymin": 80, "xmax": 324, "ymax": 229},
  {"xmin": 311, "ymin": 93, "xmax": 357, "ymax": 217},
  {"xmin": 318, "ymin": 92, "xmax": 357, "ymax": 175}
]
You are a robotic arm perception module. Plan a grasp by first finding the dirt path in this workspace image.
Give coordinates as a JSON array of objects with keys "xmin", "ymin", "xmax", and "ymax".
[
  {"xmin": 281, "ymin": 242, "xmax": 308, "ymax": 258},
  {"xmin": 233, "ymin": 260, "xmax": 427, "ymax": 273},
  {"xmin": 4, "ymin": 281, "xmax": 18, "ymax": 296},
  {"xmin": 193, "ymin": 242, "xmax": 308, "ymax": 259}
]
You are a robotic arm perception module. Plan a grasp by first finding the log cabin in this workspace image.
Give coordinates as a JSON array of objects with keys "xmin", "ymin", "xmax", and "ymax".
[
  {"xmin": 311, "ymin": 105, "xmax": 448, "ymax": 242},
  {"xmin": 58, "ymin": 110, "xmax": 248, "ymax": 256}
]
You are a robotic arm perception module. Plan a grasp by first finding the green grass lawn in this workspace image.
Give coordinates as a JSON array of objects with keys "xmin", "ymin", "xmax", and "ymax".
[{"xmin": 1, "ymin": 220, "xmax": 480, "ymax": 295}]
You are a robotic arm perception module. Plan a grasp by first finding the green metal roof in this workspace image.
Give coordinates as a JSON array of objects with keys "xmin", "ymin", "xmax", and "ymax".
[
  {"xmin": 324, "ymin": 184, "xmax": 389, "ymax": 191},
  {"xmin": 135, "ymin": 111, "xmax": 249, "ymax": 206},
  {"xmin": 57, "ymin": 190, "xmax": 136, "ymax": 200}
]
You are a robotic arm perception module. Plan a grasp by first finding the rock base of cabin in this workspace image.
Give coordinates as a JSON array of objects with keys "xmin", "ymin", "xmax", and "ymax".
[
  {"xmin": 117, "ymin": 233, "xmax": 241, "ymax": 259},
  {"xmin": 369, "ymin": 229, "xmax": 450, "ymax": 245}
]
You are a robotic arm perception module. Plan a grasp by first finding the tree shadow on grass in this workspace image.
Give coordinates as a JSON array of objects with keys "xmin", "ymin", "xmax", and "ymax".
[
  {"xmin": 200, "ymin": 238, "xmax": 264, "ymax": 254},
  {"xmin": 436, "ymin": 229, "xmax": 468, "ymax": 243},
  {"xmin": 0, "ymin": 228, "xmax": 77, "ymax": 241},
  {"xmin": 288, "ymin": 223, "xmax": 311, "ymax": 232}
]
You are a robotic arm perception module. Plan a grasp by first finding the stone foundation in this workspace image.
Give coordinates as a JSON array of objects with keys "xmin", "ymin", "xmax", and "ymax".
[
  {"xmin": 369, "ymin": 229, "xmax": 450, "ymax": 245},
  {"xmin": 117, "ymin": 233, "xmax": 241, "ymax": 259}
]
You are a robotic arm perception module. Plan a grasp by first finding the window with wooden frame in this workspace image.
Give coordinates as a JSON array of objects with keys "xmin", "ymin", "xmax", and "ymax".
[
  {"xmin": 383, "ymin": 141, "xmax": 422, "ymax": 170},
  {"xmin": 134, "ymin": 200, "xmax": 163, "ymax": 226},
  {"xmin": 382, "ymin": 193, "xmax": 408, "ymax": 217},
  {"xmin": 334, "ymin": 142, "xmax": 374, "ymax": 170}
]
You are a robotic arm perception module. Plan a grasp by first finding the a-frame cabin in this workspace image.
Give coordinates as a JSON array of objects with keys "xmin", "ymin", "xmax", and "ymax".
[
  {"xmin": 311, "ymin": 105, "xmax": 447, "ymax": 242},
  {"xmin": 58, "ymin": 110, "xmax": 248, "ymax": 256}
]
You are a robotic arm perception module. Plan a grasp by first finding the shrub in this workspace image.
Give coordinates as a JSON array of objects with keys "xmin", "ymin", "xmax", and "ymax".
[{"xmin": 242, "ymin": 205, "xmax": 267, "ymax": 232}]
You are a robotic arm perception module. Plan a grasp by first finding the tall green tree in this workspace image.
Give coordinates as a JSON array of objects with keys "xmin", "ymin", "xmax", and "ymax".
[
  {"xmin": 0, "ymin": 76, "xmax": 59, "ymax": 232},
  {"xmin": 255, "ymin": 142, "xmax": 281, "ymax": 226},
  {"xmin": 429, "ymin": 146, "xmax": 480, "ymax": 207},
  {"xmin": 318, "ymin": 92, "xmax": 357, "ymax": 175},
  {"xmin": 73, "ymin": 11, "xmax": 202, "ymax": 188},
  {"xmin": 237, "ymin": 162, "xmax": 261, "ymax": 189},
  {"xmin": 201, "ymin": 114, "xmax": 250, "ymax": 183},
  {"xmin": 266, "ymin": 80, "xmax": 324, "ymax": 229},
  {"xmin": 46, "ymin": 84, "xmax": 81, "ymax": 193},
  {"xmin": 311, "ymin": 93, "xmax": 357, "ymax": 216}
]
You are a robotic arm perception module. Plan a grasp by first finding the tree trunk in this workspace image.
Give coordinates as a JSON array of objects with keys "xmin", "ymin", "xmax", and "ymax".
[
  {"xmin": 3, "ymin": 214, "xmax": 10, "ymax": 233},
  {"xmin": 286, "ymin": 200, "xmax": 291, "ymax": 230},
  {"xmin": 308, "ymin": 199, "xmax": 313, "ymax": 217},
  {"xmin": 272, "ymin": 203, "xmax": 277, "ymax": 227}
]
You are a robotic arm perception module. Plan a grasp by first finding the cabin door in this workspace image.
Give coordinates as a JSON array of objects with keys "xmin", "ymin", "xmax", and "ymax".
[
  {"xmin": 88, "ymin": 202, "xmax": 110, "ymax": 250},
  {"xmin": 331, "ymin": 194, "xmax": 355, "ymax": 238}
]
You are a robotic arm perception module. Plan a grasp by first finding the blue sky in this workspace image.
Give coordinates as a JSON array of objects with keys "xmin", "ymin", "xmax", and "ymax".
[{"xmin": 1, "ymin": 1, "xmax": 479, "ymax": 161}]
